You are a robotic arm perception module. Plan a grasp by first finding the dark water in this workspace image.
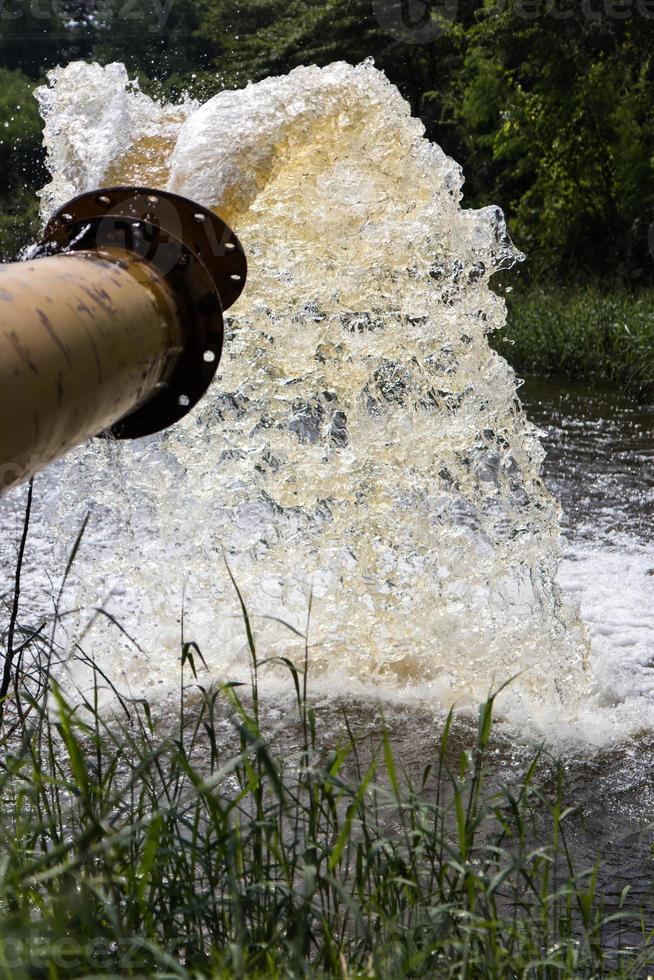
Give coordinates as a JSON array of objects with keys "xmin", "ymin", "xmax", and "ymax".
[
  {"xmin": 521, "ymin": 376, "xmax": 654, "ymax": 544},
  {"xmin": 515, "ymin": 378, "xmax": 654, "ymax": 926}
]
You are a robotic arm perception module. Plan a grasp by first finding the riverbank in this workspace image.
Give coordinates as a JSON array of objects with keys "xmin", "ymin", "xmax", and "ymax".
[{"xmin": 494, "ymin": 285, "xmax": 654, "ymax": 395}]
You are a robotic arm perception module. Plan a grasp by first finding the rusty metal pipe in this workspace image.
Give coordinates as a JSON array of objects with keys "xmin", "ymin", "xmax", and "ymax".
[
  {"xmin": 0, "ymin": 249, "xmax": 183, "ymax": 490},
  {"xmin": 0, "ymin": 187, "xmax": 247, "ymax": 494}
]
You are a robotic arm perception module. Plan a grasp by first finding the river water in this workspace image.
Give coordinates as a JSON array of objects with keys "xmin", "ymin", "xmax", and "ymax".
[
  {"xmin": 523, "ymin": 377, "xmax": 654, "ymax": 724},
  {"xmin": 516, "ymin": 379, "xmax": 654, "ymax": 917}
]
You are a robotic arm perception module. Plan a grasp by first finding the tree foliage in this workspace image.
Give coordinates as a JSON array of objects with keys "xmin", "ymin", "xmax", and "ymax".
[{"xmin": 452, "ymin": 3, "xmax": 654, "ymax": 282}]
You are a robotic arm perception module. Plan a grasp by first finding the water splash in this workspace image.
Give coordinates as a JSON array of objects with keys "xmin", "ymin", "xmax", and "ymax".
[
  {"xmin": 32, "ymin": 59, "xmax": 589, "ymax": 717},
  {"xmin": 36, "ymin": 61, "xmax": 196, "ymax": 215}
]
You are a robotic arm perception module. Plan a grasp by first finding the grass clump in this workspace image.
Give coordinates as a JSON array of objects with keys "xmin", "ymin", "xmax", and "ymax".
[
  {"xmin": 494, "ymin": 285, "xmax": 654, "ymax": 394},
  {"xmin": 0, "ymin": 492, "xmax": 653, "ymax": 977},
  {"xmin": 0, "ymin": 640, "xmax": 653, "ymax": 976}
]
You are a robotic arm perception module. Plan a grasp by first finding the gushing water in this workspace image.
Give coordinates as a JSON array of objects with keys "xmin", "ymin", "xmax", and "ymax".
[{"xmin": 7, "ymin": 60, "xmax": 599, "ymax": 728}]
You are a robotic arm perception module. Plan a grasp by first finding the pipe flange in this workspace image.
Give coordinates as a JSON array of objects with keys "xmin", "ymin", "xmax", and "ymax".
[
  {"xmin": 37, "ymin": 187, "xmax": 247, "ymax": 439},
  {"xmin": 41, "ymin": 187, "xmax": 247, "ymax": 311}
]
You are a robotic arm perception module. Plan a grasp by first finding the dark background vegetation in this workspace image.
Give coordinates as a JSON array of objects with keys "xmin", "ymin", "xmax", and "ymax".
[{"xmin": 1, "ymin": 0, "xmax": 653, "ymax": 384}]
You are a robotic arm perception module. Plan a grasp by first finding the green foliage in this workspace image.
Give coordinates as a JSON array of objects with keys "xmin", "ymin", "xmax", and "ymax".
[
  {"xmin": 0, "ymin": 3, "xmax": 65, "ymax": 76},
  {"xmin": 0, "ymin": 68, "xmax": 45, "ymax": 259},
  {"xmin": 91, "ymin": 0, "xmax": 215, "ymax": 87},
  {"xmin": 0, "ymin": 69, "xmax": 43, "ymax": 189},
  {"xmin": 454, "ymin": 4, "xmax": 654, "ymax": 283},
  {"xmin": 0, "ymin": 192, "xmax": 40, "ymax": 261},
  {"xmin": 494, "ymin": 283, "xmax": 654, "ymax": 391},
  {"xmin": 198, "ymin": 0, "xmax": 381, "ymax": 86}
]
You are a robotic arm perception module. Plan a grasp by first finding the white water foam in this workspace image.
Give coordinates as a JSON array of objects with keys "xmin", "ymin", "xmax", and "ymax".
[{"xmin": 560, "ymin": 536, "xmax": 654, "ymax": 709}]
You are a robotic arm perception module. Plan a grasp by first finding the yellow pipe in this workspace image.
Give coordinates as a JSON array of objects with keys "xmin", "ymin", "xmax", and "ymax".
[
  {"xmin": 0, "ymin": 250, "xmax": 182, "ymax": 491},
  {"xmin": 0, "ymin": 186, "xmax": 247, "ymax": 494}
]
